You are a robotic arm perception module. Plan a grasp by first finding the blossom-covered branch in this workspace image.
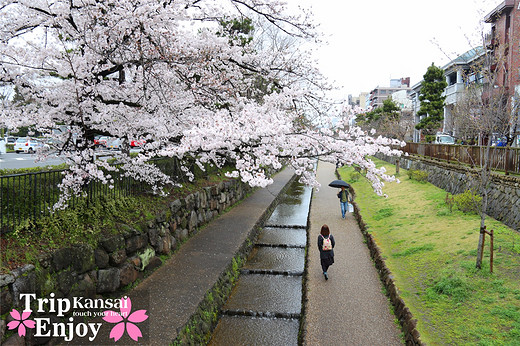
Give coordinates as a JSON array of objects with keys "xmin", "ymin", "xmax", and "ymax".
[{"xmin": 0, "ymin": 0, "xmax": 403, "ymax": 208}]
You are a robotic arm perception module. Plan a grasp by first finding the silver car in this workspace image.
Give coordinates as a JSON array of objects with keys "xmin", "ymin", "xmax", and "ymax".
[{"xmin": 14, "ymin": 137, "xmax": 46, "ymax": 153}]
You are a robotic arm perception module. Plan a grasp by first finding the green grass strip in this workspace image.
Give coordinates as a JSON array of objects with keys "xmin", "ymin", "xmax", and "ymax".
[{"xmin": 339, "ymin": 158, "xmax": 520, "ymax": 345}]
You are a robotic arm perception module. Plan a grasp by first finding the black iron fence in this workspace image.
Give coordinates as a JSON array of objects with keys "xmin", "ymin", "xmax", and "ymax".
[
  {"xmin": 402, "ymin": 143, "xmax": 520, "ymax": 175},
  {"xmin": 0, "ymin": 157, "xmax": 220, "ymax": 234}
]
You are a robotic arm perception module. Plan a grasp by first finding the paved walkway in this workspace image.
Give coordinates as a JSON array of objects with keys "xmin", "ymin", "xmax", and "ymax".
[
  {"xmin": 304, "ymin": 162, "xmax": 402, "ymax": 345},
  {"xmin": 71, "ymin": 168, "xmax": 295, "ymax": 345}
]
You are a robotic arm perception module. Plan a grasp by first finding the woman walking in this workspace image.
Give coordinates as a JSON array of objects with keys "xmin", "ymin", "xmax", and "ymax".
[{"xmin": 318, "ymin": 224, "xmax": 335, "ymax": 280}]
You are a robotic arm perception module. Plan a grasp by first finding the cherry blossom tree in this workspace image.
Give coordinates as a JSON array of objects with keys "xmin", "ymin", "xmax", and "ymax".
[{"xmin": 0, "ymin": 0, "xmax": 403, "ymax": 207}]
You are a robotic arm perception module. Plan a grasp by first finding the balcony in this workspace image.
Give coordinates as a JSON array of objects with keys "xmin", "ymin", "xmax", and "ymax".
[{"xmin": 443, "ymin": 83, "xmax": 465, "ymax": 105}]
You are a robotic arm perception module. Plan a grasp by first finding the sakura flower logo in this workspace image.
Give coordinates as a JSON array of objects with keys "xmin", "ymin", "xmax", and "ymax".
[
  {"xmin": 7, "ymin": 309, "xmax": 35, "ymax": 337},
  {"xmin": 103, "ymin": 297, "xmax": 148, "ymax": 342}
]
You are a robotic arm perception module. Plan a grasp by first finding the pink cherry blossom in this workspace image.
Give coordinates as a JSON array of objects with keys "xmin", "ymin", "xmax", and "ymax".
[
  {"xmin": 103, "ymin": 297, "xmax": 148, "ymax": 342},
  {"xmin": 6, "ymin": 309, "xmax": 35, "ymax": 337},
  {"xmin": 0, "ymin": 0, "xmax": 402, "ymax": 206}
]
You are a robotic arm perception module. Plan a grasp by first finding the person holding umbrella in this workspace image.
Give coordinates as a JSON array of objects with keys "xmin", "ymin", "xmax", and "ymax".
[
  {"xmin": 328, "ymin": 179, "xmax": 351, "ymax": 219},
  {"xmin": 337, "ymin": 186, "xmax": 350, "ymax": 219}
]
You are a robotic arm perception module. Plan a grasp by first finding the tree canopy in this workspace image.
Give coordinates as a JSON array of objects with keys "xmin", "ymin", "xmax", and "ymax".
[
  {"xmin": 361, "ymin": 99, "xmax": 400, "ymax": 123},
  {"xmin": 0, "ymin": 0, "xmax": 403, "ymax": 207},
  {"xmin": 415, "ymin": 63, "xmax": 447, "ymax": 134}
]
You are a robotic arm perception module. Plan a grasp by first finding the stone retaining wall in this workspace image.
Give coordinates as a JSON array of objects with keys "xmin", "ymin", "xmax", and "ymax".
[
  {"xmin": 379, "ymin": 154, "xmax": 520, "ymax": 231},
  {"xmin": 0, "ymin": 179, "xmax": 251, "ymax": 345}
]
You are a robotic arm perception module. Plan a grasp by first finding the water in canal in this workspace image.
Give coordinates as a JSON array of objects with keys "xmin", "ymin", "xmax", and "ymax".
[{"xmin": 209, "ymin": 181, "xmax": 312, "ymax": 345}]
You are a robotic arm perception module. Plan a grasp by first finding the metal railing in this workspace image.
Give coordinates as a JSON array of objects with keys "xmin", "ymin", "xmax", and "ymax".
[
  {"xmin": 0, "ymin": 157, "xmax": 219, "ymax": 234},
  {"xmin": 402, "ymin": 143, "xmax": 520, "ymax": 174}
]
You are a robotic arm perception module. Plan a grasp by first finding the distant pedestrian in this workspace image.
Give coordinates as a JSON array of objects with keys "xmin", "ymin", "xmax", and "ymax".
[
  {"xmin": 337, "ymin": 186, "xmax": 350, "ymax": 219},
  {"xmin": 318, "ymin": 224, "xmax": 335, "ymax": 280}
]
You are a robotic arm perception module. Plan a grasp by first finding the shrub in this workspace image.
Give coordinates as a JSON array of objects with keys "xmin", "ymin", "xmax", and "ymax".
[
  {"xmin": 425, "ymin": 135, "xmax": 436, "ymax": 143},
  {"xmin": 349, "ymin": 171, "xmax": 362, "ymax": 183},
  {"xmin": 428, "ymin": 272, "xmax": 471, "ymax": 302},
  {"xmin": 449, "ymin": 190, "xmax": 482, "ymax": 214},
  {"xmin": 373, "ymin": 207, "xmax": 394, "ymax": 220},
  {"xmin": 407, "ymin": 169, "xmax": 429, "ymax": 183}
]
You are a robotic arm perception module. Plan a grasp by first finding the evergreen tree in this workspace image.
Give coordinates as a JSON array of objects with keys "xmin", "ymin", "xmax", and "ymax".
[
  {"xmin": 361, "ymin": 98, "xmax": 400, "ymax": 123},
  {"xmin": 415, "ymin": 63, "xmax": 448, "ymax": 137}
]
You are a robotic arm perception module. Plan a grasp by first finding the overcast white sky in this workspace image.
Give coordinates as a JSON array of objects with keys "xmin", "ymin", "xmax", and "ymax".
[{"xmin": 287, "ymin": 0, "xmax": 503, "ymax": 100}]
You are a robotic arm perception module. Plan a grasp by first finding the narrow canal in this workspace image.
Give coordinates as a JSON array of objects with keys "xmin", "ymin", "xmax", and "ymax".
[{"xmin": 209, "ymin": 180, "xmax": 312, "ymax": 345}]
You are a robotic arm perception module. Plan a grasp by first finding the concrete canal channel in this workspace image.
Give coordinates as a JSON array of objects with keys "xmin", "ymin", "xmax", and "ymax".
[{"xmin": 209, "ymin": 180, "xmax": 312, "ymax": 345}]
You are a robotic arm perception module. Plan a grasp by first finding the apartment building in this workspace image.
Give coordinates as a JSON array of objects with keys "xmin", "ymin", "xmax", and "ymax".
[
  {"xmin": 348, "ymin": 92, "xmax": 369, "ymax": 110},
  {"xmin": 485, "ymin": 0, "xmax": 520, "ymax": 145},
  {"xmin": 484, "ymin": 0, "xmax": 520, "ymax": 95},
  {"xmin": 368, "ymin": 77, "xmax": 411, "ymax": 108},
  {"xmin": 409, "ymin": 82, "xmax": 422, "ymax": 142},
  {"xmin": 442, "ymin": 47, "xmax": 485, "ymax": 136}
]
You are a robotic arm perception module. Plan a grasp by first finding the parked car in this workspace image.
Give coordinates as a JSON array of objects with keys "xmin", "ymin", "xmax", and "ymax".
[
  {"xmin": 97, "ymin": 136, "xmax": 110, "ymax": 147},
  {"xmin": 130, "ymin": 139, "xmax": 146, "ymax": 147},
  {"xmin": 0, "ymin": 138, "xmax": 6, "ymax": 155},
  {"xmin": 106, "ymin": 138, "xmax": 123, "ymax": 150},
  {"xmin": 13, "ymin": 137, "xmax": 48, "ymax": 153},
  {"xmin": 434, "ymin": 134, "xmax": 455, "ymax": 144}
]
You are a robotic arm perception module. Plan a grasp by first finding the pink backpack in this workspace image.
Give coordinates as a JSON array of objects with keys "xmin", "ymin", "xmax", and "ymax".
[{"xmin": 321, "ymin": 235, "xmax": 332, "ymax": 251}]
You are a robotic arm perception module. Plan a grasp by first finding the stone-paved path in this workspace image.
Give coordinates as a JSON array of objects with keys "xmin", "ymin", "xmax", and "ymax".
[{"xmin": 303, "ymin": 162, "xmax": 402, "ymax": 345}]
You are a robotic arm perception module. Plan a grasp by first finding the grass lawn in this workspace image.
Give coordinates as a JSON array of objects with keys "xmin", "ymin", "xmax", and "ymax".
[{"xmin": 338, "ymin": 158, "xmax": 520, "ymax": 345}]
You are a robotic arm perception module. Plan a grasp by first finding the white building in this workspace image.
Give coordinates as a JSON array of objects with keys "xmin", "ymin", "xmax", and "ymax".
[
  {"xmin": 442, "ymin": 47, "xmax": 485, "ymax": 137},
  {"xmin": 391, "ymin": 89, "xmax": 412, "ymax": 110},
  {"xmin": 409, "ymin": 82, "xmax": 422, "ymax": 142}
]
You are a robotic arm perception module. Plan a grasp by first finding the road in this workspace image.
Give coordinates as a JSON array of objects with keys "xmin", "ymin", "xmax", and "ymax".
[
  {"xmin": 0, "ymin": 152, "xmax": 66, "ymax": 170},
  {"xmin": 0, "ymin": 150, "xmax": 135, "ymax": 170}
]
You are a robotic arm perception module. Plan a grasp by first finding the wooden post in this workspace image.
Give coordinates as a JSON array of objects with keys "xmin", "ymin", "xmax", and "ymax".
[
  {"xmin": 480, "ymin": 226, "xmax": 486, "ymax": 259},
  {"xmin": 483, "ymin": 228, "xmax": 494, "ymax": 274},
  {"xmin": 482, "ymin": 227, "xmax": 494, "ymax": 273},
  {"xmin": 490, "ymin": 229, "xmax": 494, "ymax": 273},
  {"xmin": 505, "ymin": 147, "xmax": 509, "ymax": 176}
]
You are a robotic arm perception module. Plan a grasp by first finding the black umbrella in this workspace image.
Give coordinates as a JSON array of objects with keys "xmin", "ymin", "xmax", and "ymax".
[{"xmin": 328, "ymin": 180, "xmax": 350, "ymax": 188}]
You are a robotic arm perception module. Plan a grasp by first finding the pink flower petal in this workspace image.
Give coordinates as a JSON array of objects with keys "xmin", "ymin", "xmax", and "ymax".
[
  {"xmin": 126, "ymin": 323, "xmax": 143, "ymax": 341},
  {"xmin": 21, "ymin": 311, "xmax": 32, "ymax": 320},
  {"xmin": 128, "ymin": 310, "xmax": 148, "ymax": 323},
  {"xmin": 7, "ymin": 321, "xmax": 20, "ymax": 330},
  {"xmin": 18, "ymin": 323, "xmax": 26, "ymax": 337},
  {"xmin": 103, "ymin": 310, "xmax": 124, "ymax": 323},
  {"xmin": 109, "ymin": 322, "xmax": 125, "ymax": 342},
  {"xmin": 23, "ymin": 319, "xmax": 36, "ymax": 329},
  {"xmin": 120, "ymin": 297, "xmax": 132, "ymax": 318},
  {"xmin": 9, "ymin": 309, "xmax": 21, "ymax": 320}
]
